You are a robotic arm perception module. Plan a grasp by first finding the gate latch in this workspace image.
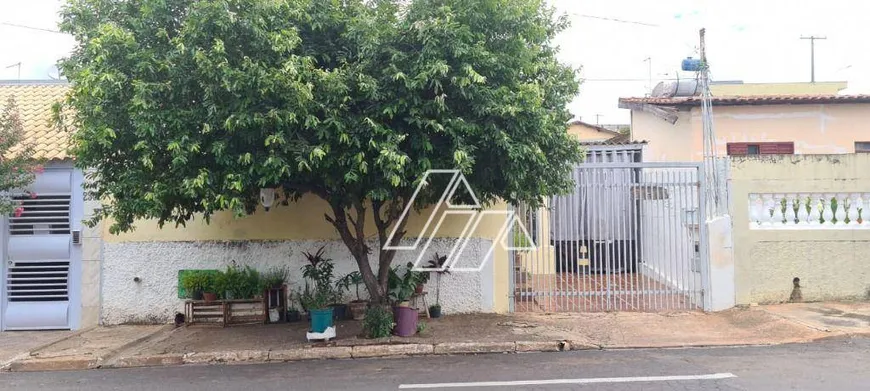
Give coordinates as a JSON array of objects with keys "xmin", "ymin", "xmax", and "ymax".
[{"xmin": 72, "ymin": 230, "xmax": 82, "ymax": 245}]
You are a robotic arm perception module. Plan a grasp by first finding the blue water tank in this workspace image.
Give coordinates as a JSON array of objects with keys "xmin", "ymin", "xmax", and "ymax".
[{"xmin": 681, "ymin": 57, "xmax": 702, "ymax": 72}]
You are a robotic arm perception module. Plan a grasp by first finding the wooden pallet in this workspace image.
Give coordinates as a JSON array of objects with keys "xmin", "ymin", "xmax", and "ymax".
[{"xmin": 185, "ymin": 299, "xmax": 267, "ymax": 327}]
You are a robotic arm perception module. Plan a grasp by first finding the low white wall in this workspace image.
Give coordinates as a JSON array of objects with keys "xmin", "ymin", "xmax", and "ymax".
[{"xmin": 101, "ymin": 238, "xmax": 492, "ymax": 325}]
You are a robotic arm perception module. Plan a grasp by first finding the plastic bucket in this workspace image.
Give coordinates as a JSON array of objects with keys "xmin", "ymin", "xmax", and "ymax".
[{"xmin": 308, "ymin": 308, "xmax": 334, "ymax": 333}]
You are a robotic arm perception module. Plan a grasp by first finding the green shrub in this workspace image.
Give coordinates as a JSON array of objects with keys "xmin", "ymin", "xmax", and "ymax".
[
  {"xmin": 362, "ymin": 306, "xmax": 394, "ymax": 338},
  {"xmin": 181, "ymin": 271, "xmax": 214, "ymax": 296},
  {"xmin": 261, "ymin": 265, "xmax": 290, "ymax": 289},
  {"xmin": 214, "ymin": 262, "xmax": 263, "ymax": 299}
]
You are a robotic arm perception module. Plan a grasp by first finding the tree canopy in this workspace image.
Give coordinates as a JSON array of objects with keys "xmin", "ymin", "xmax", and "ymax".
[
  {"xmin": 0, "ymin": 97, "xmax": 39, "ymax": 216},
  {"xmin": 58, "ymin": 0, "xmax": 583, "ymax": 302}
]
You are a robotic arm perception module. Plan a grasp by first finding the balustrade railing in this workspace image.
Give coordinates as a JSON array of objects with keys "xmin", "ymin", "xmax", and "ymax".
[{"xmin": 749, "ymin": 193, "xmax": 870, "ymax": 228}]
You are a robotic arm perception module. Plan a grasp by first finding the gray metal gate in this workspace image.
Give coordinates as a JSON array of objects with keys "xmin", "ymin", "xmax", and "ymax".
[{"xmin": 511, "ymin": 161, "xmax": 709, "ymax": 312}]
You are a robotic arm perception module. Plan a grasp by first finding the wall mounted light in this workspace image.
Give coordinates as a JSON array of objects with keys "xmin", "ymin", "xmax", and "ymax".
[{"xmin": 260, "ymin": 188, "xmax": 278, "ymax": 211}]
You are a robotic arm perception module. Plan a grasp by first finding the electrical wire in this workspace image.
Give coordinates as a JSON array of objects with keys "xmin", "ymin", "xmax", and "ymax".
[
  {"xmin": 573, "ymin": 14, "xmax": 659, "ymax": 28},
  {"xmin": 0, "ymin": 22, "xmax": 64, "ymax": 34}
]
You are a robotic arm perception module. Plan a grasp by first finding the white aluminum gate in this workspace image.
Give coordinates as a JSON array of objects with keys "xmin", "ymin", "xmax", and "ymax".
[
  {"xmin": 511, "ymin": 161, "xmax": 709, "ymax": 312},
  {"xmin": 1, "ymin": 167, "xmax": 82, "ymax": 330}
]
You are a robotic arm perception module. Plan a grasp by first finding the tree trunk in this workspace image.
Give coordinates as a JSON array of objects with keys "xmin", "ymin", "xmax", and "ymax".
[{"xmin": 323, "ymin": 198, "xmax": 409, "ymax": 306}]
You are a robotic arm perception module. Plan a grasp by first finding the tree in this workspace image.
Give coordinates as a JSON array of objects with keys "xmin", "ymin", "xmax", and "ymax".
[
  {"xmin": 58, "ymin": 0, "xmax": 582, "ymax": 304},
  {"xmin": 0, "ymin": 97, "xmax": 39, "ymax": 217}
]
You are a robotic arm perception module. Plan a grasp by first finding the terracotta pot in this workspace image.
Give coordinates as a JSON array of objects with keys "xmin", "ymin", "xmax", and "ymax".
[
  {"xmin": 415, "ymin": 283, "xmax": 424, "ymax": 294},
  {"xmin": 202, "ymin": 292, "xmax": 217, "ymax": 303},
  {"xmin": 348, "ymin": 300, "xmax": 368, "ymax": 320}
]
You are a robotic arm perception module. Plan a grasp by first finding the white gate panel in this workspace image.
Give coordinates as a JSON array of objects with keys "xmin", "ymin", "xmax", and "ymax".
[{"xmin": 2, "ymin": 167, "xmax": 80, "ymax": 330}]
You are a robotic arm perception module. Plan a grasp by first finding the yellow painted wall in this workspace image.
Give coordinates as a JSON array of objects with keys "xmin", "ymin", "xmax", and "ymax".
[
  {"xmin": 730, "ymin": 154, "xmax": 870, "ymax": 304},
  {"xmin": 103, "ymin": 195, "xmax": 508, "ymax": 242},
  {"xmin": 633, "ymin": 103, "xmax": 870, "ymax": 162},
  {"xmin": 567, "ymin": 123, "xmax": 619, "ymax": 142},
  {"xmin": 709, "ymin": 81, "xmax": 847, "ymax": 96},
  {"xmin": 102, "ymin": 194, "xmax": 514, "ymax": 312}
]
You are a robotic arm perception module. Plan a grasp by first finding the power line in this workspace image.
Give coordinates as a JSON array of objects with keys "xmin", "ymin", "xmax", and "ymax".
[
  {"xmin": 0, "ymin": 21, "xmax": 64, "ymax": 34},
  {"xmin": 573, "ymin": 14, "xmax": 659, "ymax": 28}
]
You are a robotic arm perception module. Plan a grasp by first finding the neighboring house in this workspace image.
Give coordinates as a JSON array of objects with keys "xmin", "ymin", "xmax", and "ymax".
[
  {"xmin": 619, "ymin": 94, "xmax": 870, "ymax": 162},
  {"xmin": 0, "ymin": 81, "xmax": 93, "ymax": 331},
  {"xmin": 709, "ymin": 81, "xmax": 847, "ymax": 96},
  {"xmin": 566, "ymin": 120, "xmax": 622, "ymax": 142}
]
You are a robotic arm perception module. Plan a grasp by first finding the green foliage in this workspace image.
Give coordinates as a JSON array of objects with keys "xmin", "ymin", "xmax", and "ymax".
[
  {"xmin": 362, "ymin": 306, "xmax": 394, "ymax": 339},
  {"xmin": 261, "ymin": 265, "xmax": 289, "ymax": 289},
  {"xmin": 214, "ymin": 262, "xmax": 262, "ymax": 299},
  {"xmin": 0, "ymin": 97, "xmax": 39, "ymax": 216},
  {"xmin": 181, "ymin": 270, "xmax": 215, "ymax": 295},
  {"xmin": 299, "ymin": 246, "xmax": 341, "ymax": 307},
  {"xmin": 58, "ymin": 0, "xmax": 583, "ymax": 302},
  {"xmin": 337, "ymin": 271, "xmax": 365, "ymax": 301},
  {"xmin": 388, "ymin": 262, "xmax": 426, "ymax": 304},
  {"xmin": 426, "ymin": 254, "xmax": 450, "ymax": 306},
  {"xmin": 416, "ymin": 321, "xmax": 427, "ymax": 334},
  {"xmin": 298, "ymin": 282, "xmax": 333, "ymax": 311}
]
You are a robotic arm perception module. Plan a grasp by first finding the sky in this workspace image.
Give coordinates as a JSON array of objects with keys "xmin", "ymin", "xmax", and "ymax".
[{"xmin": 2, "ymin": 0, "xmax": 870, "ymax": 124}]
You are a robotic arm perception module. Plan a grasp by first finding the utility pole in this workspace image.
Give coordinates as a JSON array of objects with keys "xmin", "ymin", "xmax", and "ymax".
[
  {"xmin": 594, "ymin": 114, "xmax": 603, "ymax": 125},
  {"xmin": 800, "ymin": 35, "xmax": 826, "ymax": 82},
  {"xmin": 643, "ymin": 57, "xmax": 652, "ymax": 95}
]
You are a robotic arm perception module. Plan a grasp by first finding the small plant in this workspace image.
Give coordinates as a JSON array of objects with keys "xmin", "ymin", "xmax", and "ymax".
[
  {"xmin": 426, "ymin": 253, "xmax": 450, "ymax": 310},
  {"xmin": 388, "ymin": 262, "xmax": 425, "ymax": 305},
  {"xmin": 298, "ymin": 282, "xmax": 333, "ymax": 311},
  {"xmin": 362, "ymin": 306, "xmax": 394, "ymax": 338},
  {"xmin": 261, "ymin": 265, "xmax": 290, "ymax": 289},
  {"xmin": 181, "ymin": 270, "xmax": 214, "ymax": 299},
  {"xmin": 416, "ymin": 321, "xmax": 427, "ymax": 334},
  {"xmin": 214, "ymin": 261, "xmax": 263, "ymax": 299},
  {"xmin": 338, "ymin": 271, "xmax": 365, "ymax": 302}
]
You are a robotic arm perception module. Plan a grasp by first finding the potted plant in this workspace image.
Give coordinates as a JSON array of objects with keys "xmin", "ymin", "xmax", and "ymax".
[
  {"xmin": 300, "ymin": 247, "xmax": 337, "ymax": 333},
  {"xmin": 330, "ymin": 280, "xmax": 349, "ymax": 321},
  {"xmin": 181, "ymin": 270, "xmax": 212, "ymax": 301},
  {"xmin": 298, "ymin": 283, "xmax": 334, "ymax": 333},
  {"xmin": 388, "ymin": 262, "xmax": 425, "ymax": 337},
  {"xmin": 340, "ymin": 271, "xmax": 368, "ymax": 320},
  {"xmin": 214, "ymin": 261, "xmax": 262, "ymax": 300},
  {"xmin": 261, "ymin": 266, "xmax": 289, "ymax": 322},
  {"xmin": 286, "ymin": 293, "xmax": 302, "ymax": 322},
  {"xmin": 426, "ymin": 253, "xmax": 450, "ymax": 318}
]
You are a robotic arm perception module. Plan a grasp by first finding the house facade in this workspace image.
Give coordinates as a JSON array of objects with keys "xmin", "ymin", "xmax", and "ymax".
[
  {"xmin": 619, "ymin": 94, "xmax": 870, "ymax": 162},
  {"xmin": 0, "ymin": 82, "xmax": 519, "ymax": 330},
  {"xmin": 566, "ymin": 120, "xmax": 622, "ymax": 142}
]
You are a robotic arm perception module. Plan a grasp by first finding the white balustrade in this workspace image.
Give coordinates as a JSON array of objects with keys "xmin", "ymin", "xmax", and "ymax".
[
  {"xmin": 749, "ymin": 192, "xmax": 870, "ymax": 229},
  {"xmin": 784, "ymin": 194, "xmax": 797, "ymax": 225},
  {"xmin": 796, "ymin": 194, "xmax": 809, "ymax": 225}
]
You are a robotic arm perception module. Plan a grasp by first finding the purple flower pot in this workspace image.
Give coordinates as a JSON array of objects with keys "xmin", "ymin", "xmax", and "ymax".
[{"xmin": 392, "ymin": 306, "xmax": 419, "ymax": 337}]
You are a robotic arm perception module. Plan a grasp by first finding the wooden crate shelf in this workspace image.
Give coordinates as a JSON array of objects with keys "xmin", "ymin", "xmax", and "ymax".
[{"xmin": 185, "ymin": 299, "xmax": 267, "ymax": 327}]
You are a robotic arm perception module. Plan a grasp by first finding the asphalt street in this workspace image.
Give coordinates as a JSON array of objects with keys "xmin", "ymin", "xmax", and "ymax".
[{"xmin": 1, "ymin": 336, "xmax": 868, "ymax": 390}]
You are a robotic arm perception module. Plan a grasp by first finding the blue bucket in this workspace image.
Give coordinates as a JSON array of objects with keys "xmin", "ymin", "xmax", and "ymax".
[{"xmin": 308, "ymin": 308, "xmax": 334, "ymax": 333}]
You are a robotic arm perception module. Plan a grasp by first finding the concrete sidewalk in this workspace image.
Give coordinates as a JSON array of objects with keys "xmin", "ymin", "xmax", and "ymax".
[{"xmin": 3, "ymin": 302, "xmax": 868, "ymax": 372}]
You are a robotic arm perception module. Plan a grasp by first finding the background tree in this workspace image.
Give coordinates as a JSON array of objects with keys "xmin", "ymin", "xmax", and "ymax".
[
  {"xmin": 0, "ymin": 97, "xmax": 39, "ymax": 217},
  {"xmin": 58, "ymin": 0, "xmax": 582, "ymax": 303}
]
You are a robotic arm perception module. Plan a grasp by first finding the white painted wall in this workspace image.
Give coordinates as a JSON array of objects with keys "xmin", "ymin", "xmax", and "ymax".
[{"xmin": 101, "ymin": 238, "xmax": 493, "ymax": 324}]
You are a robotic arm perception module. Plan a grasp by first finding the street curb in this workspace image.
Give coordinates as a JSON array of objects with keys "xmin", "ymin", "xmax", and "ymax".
[
  {"xmin": 6, "ymin": 325, "xmax": 172, "ymax": 372},
  {"xmin": 8, "ymin": 356, "xmax": 100, "ymax": 372},
  {"xmin": 0, "ymin": 327, "xmax": 98, "ymax": 371},
  {"xmin": 106, "ymin": 340, "xmax": 577, "ymax": 370}
]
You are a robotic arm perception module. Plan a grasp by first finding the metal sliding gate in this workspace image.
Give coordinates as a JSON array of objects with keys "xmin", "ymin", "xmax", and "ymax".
[{"xmin": 510, "ymin": 161, "xmax": 709, "ymax": 312}]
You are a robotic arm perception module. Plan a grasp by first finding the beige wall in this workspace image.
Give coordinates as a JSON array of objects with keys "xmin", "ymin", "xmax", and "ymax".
[
  {"xmin": 730, "ymin": 154, "xmax": 870, "ymax": 304},
  {"xmin": 634, "ymin": 103, "xmax": 870, "ymax": 162},
  {"xmin": 709, "ymin": 81, "xmax": 846, "ymax": 96},
  {"xmin": 567, "ymin": 123, "xmax": 619, "ymax": 142}
]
